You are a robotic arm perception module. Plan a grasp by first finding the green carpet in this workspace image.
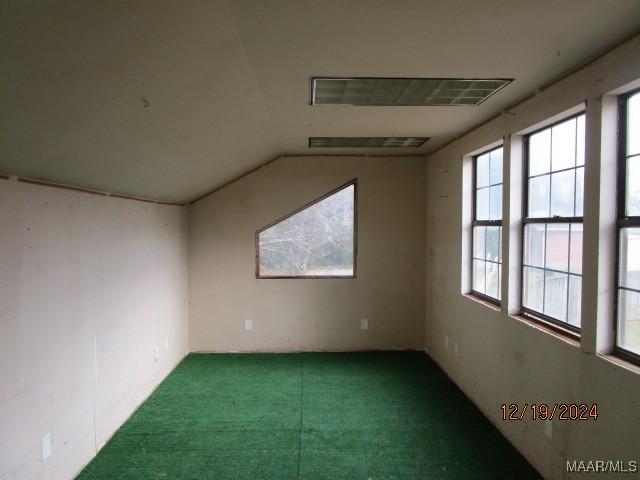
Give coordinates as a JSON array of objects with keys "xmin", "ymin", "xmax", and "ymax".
[{"xmin": 77, "ymin": 352, "xmax": 541, "ymax": 479}]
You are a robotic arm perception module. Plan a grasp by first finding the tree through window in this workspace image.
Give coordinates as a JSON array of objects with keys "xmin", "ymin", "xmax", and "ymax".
[{"xmin": 256, "ymin": 180, "xmax": 356, "ymax": 278}]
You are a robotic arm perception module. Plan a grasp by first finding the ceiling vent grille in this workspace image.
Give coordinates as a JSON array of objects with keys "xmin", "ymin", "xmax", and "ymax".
[
  {"xmin": 311, "ymin": 77, "xmax": 512, "ymax": 106},
  {"xmin": 308, "ymin": 137, "xmax": 429, "ymax": 148}
]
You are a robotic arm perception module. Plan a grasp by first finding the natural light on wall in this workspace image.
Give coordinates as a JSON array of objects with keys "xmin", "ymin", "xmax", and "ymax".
[{"xmin": 256, "ymin": 182, "xmax": 356, "ymax": 278}]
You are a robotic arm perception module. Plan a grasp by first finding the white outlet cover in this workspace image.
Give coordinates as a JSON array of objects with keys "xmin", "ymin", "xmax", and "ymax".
[
  {"xmin": 244, "ymin": 319, "xmax": 253, "ymax": 330},
  {"xmin": 154, "ymin": 345, "xmax": 160, "ymax": 362},
  {"xmin": 544, "ymin": 419, "xmax": 553, "ymax": 439},
  {"xmin": 444, "ymin": 336, "xmax": 449, "ymax": 349},
  {"xmin": 360, "ymin": 318, "xmax": 368, "ymax": 330},
  {"xmin": 41, "ymin": 433, "xmax": 51, "ymax": 461}
]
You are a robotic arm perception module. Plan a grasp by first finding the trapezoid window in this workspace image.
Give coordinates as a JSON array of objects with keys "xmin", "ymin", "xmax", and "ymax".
[{"xmin": 256, "ymin": 180, "xmax": 356, "ymax": 278}]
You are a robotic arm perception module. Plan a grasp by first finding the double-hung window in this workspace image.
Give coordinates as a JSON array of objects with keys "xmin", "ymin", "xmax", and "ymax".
[
  {"xmin": 472, "ymin": 146, "xmax": 503, "ymax": 303},
  {"xmin": 522, "ymin": 113, "xmax": 585, "ymax": 332},
  {"xmin": 616, "ymin": 89, "xmax": 640, "ymax": 361}
]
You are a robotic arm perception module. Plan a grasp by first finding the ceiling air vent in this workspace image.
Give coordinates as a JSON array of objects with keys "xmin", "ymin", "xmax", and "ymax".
[
  {"xmin": 311, "ymin": 77, "xmax": 512, "ymax": 106},
  {"xmin": 308, "ymin": 137, "xmax": 429, "ymax": 148}
]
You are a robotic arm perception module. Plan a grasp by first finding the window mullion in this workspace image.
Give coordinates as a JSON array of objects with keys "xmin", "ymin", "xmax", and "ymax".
[{"xmin": 522, "ymin": 112, "xmax": 585, "ymax": 332}]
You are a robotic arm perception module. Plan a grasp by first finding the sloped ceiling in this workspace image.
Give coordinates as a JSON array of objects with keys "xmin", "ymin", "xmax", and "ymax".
[{"xmin": 1, "ymin": 0, "xmax": 639, "ymax": 203}]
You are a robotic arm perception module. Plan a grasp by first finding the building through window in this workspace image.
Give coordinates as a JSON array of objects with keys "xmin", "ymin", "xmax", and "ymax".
[{"xmin": 522, "ymin": 113, "xmax": 585, "ymax": 332}]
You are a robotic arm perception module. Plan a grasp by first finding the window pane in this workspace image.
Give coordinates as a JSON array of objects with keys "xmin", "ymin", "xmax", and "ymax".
[
  {"xmin": 476, "ymin": 187, "xmax": 489, "ymax": 220},
  {"xmin": 473, "ymin": 260, "xmax": 486, "ymax": 294},
  {"xmin": 619, "ymin": 228, "xmax": 640, "ymax": 291},
  {"xmin": 569, "ymin": 224, "xmax": 583, "ymax": 274},
  {"xmin": 486, "ymin": 262, "xmax": 500, "ymax": 299},
  {"xmin": 490, "ymin": 148, "xmax": 503, "ymax": 185},
  {"xmin": 627, "ymin": 156, "xmax": 640, "ymax": 217},
  {"xmin": 544, "ymin": 270, "xmax": 568, "ymax": 322},
  {"xmin": 476, "ymin": 153, "xmax": 490, "ymax": 188},
  {"xmin": 575, "ymin": 167, "xmax": 584, "ymax": 217},
  {"xmin": 489, "ymin": 185, "xmax": 502, "ymax": 221},
  {"xmin": 258, "ymin": 184, "xmax": 354, "ymax": 277},
  {"xmin": 523, "ymin": 267, "xmax": 544, "ymax": 312},
  {"xmin": 486, "ymin": 226, "xmax": 501, "ymax": 262},
  {"xmin": 528, "ymin": 175, "xmax": 550, "ymax": 217},
  {"xmin": 545, "ymin": 223, "xmax": 570, "ymax": 272},
  {"xmin": 550, "ymin": 170, "xmax": 575, "ymax": 217},
  {"xmin": 473, "ymin": 226, "xmax": 486, "ymax": 259},
  {"xmin": 628, "ymin": 91, "xmax": 640, "ymax": 157},
  {"xmin": 551, "ymin": 118, "xmax": 576, "ymax": 171},
  {"xmin": 617, "ymin": 289, "xmax": 640, "ymax": 356},
  {"xmin": 524, "ymin": 224, "xmax": 545, "ymax": 267},
  {"xmin": 567, "ymin": 275, "xmax": 582, "ymax": 328},
  {"xmin": 529, "ymin": 129, "xmax": 551, "ymax": 176},
  {"xmin": 576, "ymin": 115, "xmax": 585, "ymax": 166}
]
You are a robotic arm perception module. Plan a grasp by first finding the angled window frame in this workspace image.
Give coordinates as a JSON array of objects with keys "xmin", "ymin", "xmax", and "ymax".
[
  {"xmin": 255, "ymin": 178, "xmax": 358, "ymax": 279},
  {"xmin": 520, "ymin": 111, "xmax": 586, "ymax": 338},
  {"xmin": 614, "ymin": 87, "xmax": 640, "ymax": 365},
  {"xmin": 471, "ymin": 144, "xmax": 504, "ymax": 306}
]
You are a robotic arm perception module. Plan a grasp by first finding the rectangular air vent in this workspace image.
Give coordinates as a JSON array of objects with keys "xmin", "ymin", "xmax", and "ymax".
[
  {"xmin": 309, "ymin": 137, "xmax": 429, "ymax": 148},
  {"xmin": 311, "ymin": 77, "xmax": 512, "ymax": 106}
]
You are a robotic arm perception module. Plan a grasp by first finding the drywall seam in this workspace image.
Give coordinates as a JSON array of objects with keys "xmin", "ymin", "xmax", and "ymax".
[
  {"xmin": 429, "ymin": 28, "xmax": 640, "ymax": 156},
  {"xmin": 70, "ymin": 355, "xmax": 187, "ymax": 479},
  {"xmin": 188, "ymin": 154, "xmax": 284, "ymax": 204},
  {"xmin": 187, "ymin": 152, "xmax": 428, "ymax": 206},
  {"xmin": 0, "ymin": 173, "xmax": 185, "ymax": 206}
]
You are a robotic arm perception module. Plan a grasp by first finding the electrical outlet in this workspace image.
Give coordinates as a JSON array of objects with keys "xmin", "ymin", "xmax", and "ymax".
[
  {"xmin": 244, "ymin": 319, "xmax": 253, "ymax": 330},
  {"xmin": 360, "ymin": 318, "xmax": 368, "ymax": 330},
  {"xmin": 41, "ymin": 433, "xmax": 51, "ymax": 461},
  {"xmin": 444, "ymin": 336, "xmax": 449, "ymax": 349},
  {"xmin": 154, "ymin": 345, "xmax": 160, "ymax": 362}
]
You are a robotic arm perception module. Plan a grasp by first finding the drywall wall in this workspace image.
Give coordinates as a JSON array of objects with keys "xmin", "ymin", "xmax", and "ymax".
[
  {"xmin": 425, "ymin": 36, "xmax": 640, "ymax": 479},
  {"xmin": 0, "ymin": 179, "xmax": 189, "ymax": 480},
  {"xmin": 189, "ymin": 155, "xmax": 426, "ymax": 352}
]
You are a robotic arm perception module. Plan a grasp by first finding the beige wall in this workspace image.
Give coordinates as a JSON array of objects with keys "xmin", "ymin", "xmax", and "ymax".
[
  {"xmin": 189, "ymin": 155, "xmax": 426, "ymax": 352},
  {"xmin": 0, "ymin": 180, "xmax": 189, "ymax": 480},
  {"xmin": 425, "ymin": 37, "xmax": 640, "ymax": 479}
]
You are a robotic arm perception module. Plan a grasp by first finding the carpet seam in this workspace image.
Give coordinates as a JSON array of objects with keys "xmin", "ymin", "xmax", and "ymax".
[{"xmin": 297, "ymin": 352, "xmax": 304, "ymax": 480}]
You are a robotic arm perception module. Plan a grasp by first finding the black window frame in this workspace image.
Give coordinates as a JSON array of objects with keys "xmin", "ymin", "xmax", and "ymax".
[
  {"xmin": 614, "ymin": 88, "xmax": 640, "ymax": 365},
  {"xmin": 521, "ymin": 112, "xmax": 586, "ymax": 337},
  {"xmin": 471, "ymin": 145, "xmax": 504, "ymax": 306}
]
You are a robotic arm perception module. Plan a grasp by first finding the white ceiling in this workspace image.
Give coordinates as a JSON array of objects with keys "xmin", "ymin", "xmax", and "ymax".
[{"xmin": 1, "ymin": 1, "xmax": 639, "ymax": 203}]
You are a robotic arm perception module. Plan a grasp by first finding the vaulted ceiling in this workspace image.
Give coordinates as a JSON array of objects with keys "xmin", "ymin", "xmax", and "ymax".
[{"xmin": 1, "ymin": 1, "xmax": 640, "ymax": 203}]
